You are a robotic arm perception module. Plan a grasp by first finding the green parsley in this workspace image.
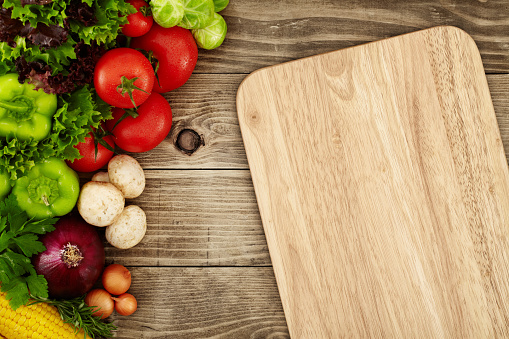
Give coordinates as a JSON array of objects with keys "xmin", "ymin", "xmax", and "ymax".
[{"xmin": 0, "ymin": 194, "xmax": 57, "ymax": 310}]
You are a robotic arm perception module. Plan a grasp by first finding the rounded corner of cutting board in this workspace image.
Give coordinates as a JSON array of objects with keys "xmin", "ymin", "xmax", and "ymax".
[
  {"xmin": 426, "ymin": 25, "xmax": 482, "ymax": 55},
  {"xmin": 236, "ymin": 69, "xmax": 266, "ymax": 124}
]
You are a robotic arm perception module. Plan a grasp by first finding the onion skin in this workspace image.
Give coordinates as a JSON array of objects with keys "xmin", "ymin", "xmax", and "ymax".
[
  {"xmin": 32, "ymin": 215, "xmax": 105, "ymax": 299},
  {"xmin": 85, "ymin": 289, "xmax": 114, "ymax": 319},
  {"xmin": 113, "ymin": 293, "xmax": 137, "ymax": 316},
  {"xmin": 102, "ymin": 264, "xmax": 131, "ymax": 295}
]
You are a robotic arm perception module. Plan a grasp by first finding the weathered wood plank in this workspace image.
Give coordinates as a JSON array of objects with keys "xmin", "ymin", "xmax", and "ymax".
[
  {"xmin": 103, "ymin": 170, "xmax": 270, "ymax": 266},
  {"xmin": 133, "ymin": 74, "xmax": 509, "ymax": 170},
  {"xmin": 137, "ymin": 74, "xmax": 248, "ymax": 169},
  {"xmin": 490, "ymin": 75, "xmax": 509, "ymax": 140},
  {"xmin": 194, "ymin": 0, "xmax": 509, "ymax": 74},
  {"xmin": 110, "ymin": 267, "xmax": 289, "ymax": 339}
]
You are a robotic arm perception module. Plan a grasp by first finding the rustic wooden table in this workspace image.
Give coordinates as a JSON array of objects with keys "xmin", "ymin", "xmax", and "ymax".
[{"xmin": 108, "ymin": 0, "xmax": 509, "ymax": 338}]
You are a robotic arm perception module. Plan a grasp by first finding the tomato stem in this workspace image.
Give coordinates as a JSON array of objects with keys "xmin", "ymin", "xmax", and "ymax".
[
  {"xmin": 91, "ymin": 126, "xmax": 116, "ymax": 161},
  {"xmin": 111, "ymin": 108, "xmax": 139, "ymax": 132},
  {"xmin": 116, "ymin": 76, "xmax": 149, "ymax": 108},
  {"xmin": 137, "ymin": 49, "xmax": 160, "ymax": 88},
  {"xmin": 139, "ymin": 5, "xmax": 152, "ymax": 17}
]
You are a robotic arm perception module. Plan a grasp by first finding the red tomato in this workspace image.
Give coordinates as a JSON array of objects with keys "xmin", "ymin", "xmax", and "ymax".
[
  {"xmin": 131, "ymin": 24, "xmax": 198, "ymax": 93},
  {"xmin": 122, "ymin": 0, "xmax": 153, "ymax": 37},
  {"xmin": 94, "ymin": 48, "xmax": 154, "ymax": 108},
  {"xmin": 106, "ymin": 92, "xmax": 172, "ymax": 153},
  {"xmin": 66, "ymin": 133, "xmax": 115, "ymax": 173}
]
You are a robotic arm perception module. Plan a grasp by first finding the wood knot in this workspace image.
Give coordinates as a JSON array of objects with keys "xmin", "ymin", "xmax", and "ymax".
[
  {"xmin": 249, "ymin": 111, "xmax": 260, "ymax": 124},
  {"xmin": 176, "ymin": 129, "xmax": 204, "ymax": 155}
]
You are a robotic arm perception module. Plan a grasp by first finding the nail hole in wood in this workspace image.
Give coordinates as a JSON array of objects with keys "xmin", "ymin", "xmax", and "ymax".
[{"xmin": 176, "ymin": 129, "xmax": 204, "ymax": 155}]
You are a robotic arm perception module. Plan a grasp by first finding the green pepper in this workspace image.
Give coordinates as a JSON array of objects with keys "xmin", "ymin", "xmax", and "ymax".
[
  {"xmin": 0, "ymin": 73, "xmax": 57, "ymax": 141},
  {"xmin": 12, "ymin": 158, "xmax": 80, "ymax": 220}
]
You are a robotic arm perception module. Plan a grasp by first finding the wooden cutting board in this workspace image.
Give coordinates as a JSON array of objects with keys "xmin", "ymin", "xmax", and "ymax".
[{"xmin": 236, "ymin": 26, "xmax": 509, "ymax": 338}]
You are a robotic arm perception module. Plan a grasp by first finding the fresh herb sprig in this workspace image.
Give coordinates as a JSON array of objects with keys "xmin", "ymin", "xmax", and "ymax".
[
  {"xmin": 30, "ymin": 295, "xmax": 117, "ymax": 339},
  {"xmin": 0, "ymin": 194, "xmax": 57, "ymax": 309}
]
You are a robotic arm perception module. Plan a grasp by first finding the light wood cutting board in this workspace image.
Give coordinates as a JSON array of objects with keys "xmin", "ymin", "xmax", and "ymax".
[{"xmin": 236, "ymin": 26, "xmax": 509, "ymax": 338}]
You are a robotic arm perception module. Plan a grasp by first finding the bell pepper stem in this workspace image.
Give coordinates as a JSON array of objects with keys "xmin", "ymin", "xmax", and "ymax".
[
  {"xmin": 41, "ymin": 195, "xmax": 50, "ymax": 206},
  {"xmin": 0, "ymin": 99, "xmax": 32, "ymax": 113}
]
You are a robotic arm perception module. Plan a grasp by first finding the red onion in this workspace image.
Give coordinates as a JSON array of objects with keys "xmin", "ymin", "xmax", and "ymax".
[{"xmin": 33, "ymin": 215, "xmax": 105, "ymax": 299}]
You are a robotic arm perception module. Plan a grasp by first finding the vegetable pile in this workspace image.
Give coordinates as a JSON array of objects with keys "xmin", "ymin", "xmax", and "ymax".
[{"xmin": 0, "ymin": 0, "xmax": 229, "ymax": 337}]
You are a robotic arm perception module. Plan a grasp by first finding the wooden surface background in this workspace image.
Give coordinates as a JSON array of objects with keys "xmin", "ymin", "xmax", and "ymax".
[{"xmin": 107, "ymin": 1, "xmax": 509, "ymax": 338}]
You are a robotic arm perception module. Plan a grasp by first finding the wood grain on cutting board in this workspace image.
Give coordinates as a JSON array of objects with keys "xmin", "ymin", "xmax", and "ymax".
[{"xmin": 236, "ymin": 26, "xmax": 509, "ymax": 338}]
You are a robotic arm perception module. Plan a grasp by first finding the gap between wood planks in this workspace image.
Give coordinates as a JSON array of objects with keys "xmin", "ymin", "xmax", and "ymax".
[{"xmin": 123, "ymin": 265, "xmax": 273, "ymax": 268}]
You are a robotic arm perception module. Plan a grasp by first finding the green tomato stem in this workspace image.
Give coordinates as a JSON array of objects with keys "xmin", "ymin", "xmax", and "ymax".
[{"xmin": 116, "ymin": 76, "xmax": 149, "ymax": 108}]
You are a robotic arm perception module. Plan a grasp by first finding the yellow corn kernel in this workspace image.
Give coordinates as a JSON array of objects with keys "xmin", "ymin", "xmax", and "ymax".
[{"xmin": 0, "ymin": 292, "xmax": 89, "ymax": 339}]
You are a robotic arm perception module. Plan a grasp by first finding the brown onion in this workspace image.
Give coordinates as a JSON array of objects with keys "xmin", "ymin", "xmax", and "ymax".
[
  {"xmin": 113, "ymin": 293, "xmax": 137, "ymax": 316},
  {"xmin": 85, "ymin": 289, "xmax": 114, "ymax": 319},
  {"xmin": 102, "ymin": 264, "xmax": 131, "ymax": 295}
]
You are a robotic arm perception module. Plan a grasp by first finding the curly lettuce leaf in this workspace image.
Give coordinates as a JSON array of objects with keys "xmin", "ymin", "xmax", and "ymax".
[
  {"xmin": 0, "ymin": 46, "xmax": 14, "ymax": 75},
  {"xmin": 37, "ymin": 39, "xmax": 75, "ymax": 72},
  {"xmin": 15, "ymin": 40, "xmax": 104, "ymax": 94},
  {"xmin": 0, "ymin": 138, "xmax": 39, "ymax": 181},
  {"xmin": 0, "ymin": 36, "xmax": 75, "ymax": 76},
  {"xmin": 68, "ymin": 0, "xmax": 134, "ymax": 45},
  {"xmin": 2, "ymin": 0, "xmax": 68, "ymax": 28},
  {"xmin": 26, "ymin": 22, "xmax": 68, "ymax": 49},
  {"xmin": 0, "ymin": 4, "xmax": 69, "ymax": 49},
  {"xmin": 65, "ymin": 0, "xmax": 97, "ymax": 27},
  {"xmin": 49, "ymin": 85, "xmax": 112, "ymax": 159},
  {"xmin": 0, "ymin": 5, "xmax": 26, "ymax": 46},
  {"xmin": 3, "ymin": 0, "xmax": 135, "ymax": 46}
]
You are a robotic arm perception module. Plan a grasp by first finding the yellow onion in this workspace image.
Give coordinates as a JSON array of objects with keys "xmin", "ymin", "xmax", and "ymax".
[
  {"xmin": 85, "ymin": 289, "xmax": 114, "ymax": 319},
  {"xmin": 113, "ymin": 293, "xmax": 137, "ymax": 316},
  {"xmin": 102, "ymin": 264, "xmax": 132, "ymax": 295}
]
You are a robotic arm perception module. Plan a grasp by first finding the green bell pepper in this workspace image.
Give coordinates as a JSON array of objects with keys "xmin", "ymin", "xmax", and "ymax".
[
  {"xmin": 0, "ymin": 73, "xmax": 57, "ymax": 141},
  {"xmin": 12, "ymin": 158, "xmax": 80, "ymax": 220}
]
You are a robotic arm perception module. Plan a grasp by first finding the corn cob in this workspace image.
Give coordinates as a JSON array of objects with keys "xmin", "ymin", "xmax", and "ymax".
[{"xmin": 0, "ymin": 291, "xmax": 88, "ymax": 339}]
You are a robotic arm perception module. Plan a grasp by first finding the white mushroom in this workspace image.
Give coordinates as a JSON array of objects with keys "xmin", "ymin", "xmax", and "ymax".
[
  {"xmin": 77, "ymin": 181, "xmax": 125, "ymax": 227},
  {"xmin": 91, "ymin": 171, "xmax": 109, "ymax": 182},
  {"xmin": 105, "ymin": 205, "xmax": 147, "ymax": 249},
  {"xmin": 108, "ymin": 155, "xmax": 145, "ymax": 199}
]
